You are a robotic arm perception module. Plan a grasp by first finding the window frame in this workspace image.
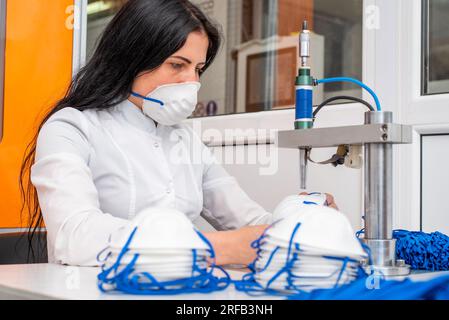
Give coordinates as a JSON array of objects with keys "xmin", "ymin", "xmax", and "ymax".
[
  {"xmin": 72, "ymin": 0, "xmax": 88, "ymax": 77},
  {"xmin": 400, "ymin": 0, "xmax": 449, "ymax": 125},
  {"xmin": 421, "ymin": 0, "xmax": 449, "ymax": 96}
]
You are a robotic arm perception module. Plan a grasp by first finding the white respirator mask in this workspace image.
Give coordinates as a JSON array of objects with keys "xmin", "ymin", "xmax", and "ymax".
[{"xmin": 131, "ymin": 81, "xmax": 201, "ymax": 126}]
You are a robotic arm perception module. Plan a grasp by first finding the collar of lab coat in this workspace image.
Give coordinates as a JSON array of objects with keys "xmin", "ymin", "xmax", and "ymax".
[{"xmin": 115, "ymin": 99, "xmax": 158, "ymax": 134}]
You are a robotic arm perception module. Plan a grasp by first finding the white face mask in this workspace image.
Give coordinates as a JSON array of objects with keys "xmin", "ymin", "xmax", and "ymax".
[{"xmin": 131, "ymin": 82, "xmax": 201, "ymax": 126}]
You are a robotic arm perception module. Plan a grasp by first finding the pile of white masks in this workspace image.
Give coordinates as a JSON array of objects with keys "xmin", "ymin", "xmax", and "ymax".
[
  {"xmin": 97, "ymin": 207, "xmax": 230, "ymax": 295},
  {"xmin": 239, "ymin": 194, "xmax": 368, "ymax": 295}
]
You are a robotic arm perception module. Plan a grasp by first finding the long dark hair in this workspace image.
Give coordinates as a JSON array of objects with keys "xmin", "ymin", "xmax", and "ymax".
[{"xmin": 19, "ymin": 0, "xmax": 222, "ymax": 261}]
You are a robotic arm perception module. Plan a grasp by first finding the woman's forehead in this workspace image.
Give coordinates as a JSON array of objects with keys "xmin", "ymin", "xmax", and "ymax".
[{"xmin": 171, "ymin": 31, "xmax": 208, "ymax": 63}]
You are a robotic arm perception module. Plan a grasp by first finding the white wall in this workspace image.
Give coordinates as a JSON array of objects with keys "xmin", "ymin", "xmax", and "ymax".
[{"xmin": 421, "ymin": 135, "xmax": 449, "ymax": 234}]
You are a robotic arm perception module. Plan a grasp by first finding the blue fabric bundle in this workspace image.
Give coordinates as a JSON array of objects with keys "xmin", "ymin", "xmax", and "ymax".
[
  {"xmin": 393, "ymin": 230, "xmax": 449, "ymax": 271},
  {"xmin": 288, "ymin": 273, "xmax": 449, "ymax": 300}
]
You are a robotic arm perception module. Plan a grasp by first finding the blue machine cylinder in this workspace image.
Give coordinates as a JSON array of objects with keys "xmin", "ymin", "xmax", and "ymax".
[{"xmin": 295, "ymin": 86, "xmax": 313, "ymax": 120}]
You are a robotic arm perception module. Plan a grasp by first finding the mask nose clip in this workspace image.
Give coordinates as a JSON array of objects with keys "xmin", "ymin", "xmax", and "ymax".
[{"xmin": 130, "ymin": 92, "xmax": 164, "ymax": 106}]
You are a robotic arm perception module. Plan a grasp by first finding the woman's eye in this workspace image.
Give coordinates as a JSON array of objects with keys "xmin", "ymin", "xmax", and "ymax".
[
  {"xmin": 170, "ymin": 63, "xmax": 184, "ymax": 70},
  {"xmin": 196, "ymin": 68, "xmax": 205, "ymax": 75}
]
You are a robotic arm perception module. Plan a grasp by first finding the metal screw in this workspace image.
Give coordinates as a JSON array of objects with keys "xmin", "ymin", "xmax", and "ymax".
[{"xmin": 396, "ymin": 259, "xmax": 406, "ymax": 267}]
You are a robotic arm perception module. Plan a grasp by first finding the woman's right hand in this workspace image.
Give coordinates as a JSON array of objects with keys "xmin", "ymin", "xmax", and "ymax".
[
  {"xmin": 204, "ymin": 224, "xmax": 269, "ymax": 266},
  {"xmin": 299, "ymin": 192, "xmax": 339, "ymax": 210}
]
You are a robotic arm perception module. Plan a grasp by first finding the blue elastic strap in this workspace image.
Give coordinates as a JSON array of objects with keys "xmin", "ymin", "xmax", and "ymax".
[
  {"xmin": 315, "ymin": 77, "xmax": 381, "ymax": 111},
  {"xmin": 97, "ymin": 226, "xmax": 231, "ymax": 295},
  {"xmin": 130, "ymin": 92, "xmax": 164, "ymax": 106}
]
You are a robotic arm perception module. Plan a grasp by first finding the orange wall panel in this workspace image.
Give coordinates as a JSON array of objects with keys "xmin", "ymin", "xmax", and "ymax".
[{"xmin": 0, "ymin": 0, "xmax": 74, "ymax": 228}]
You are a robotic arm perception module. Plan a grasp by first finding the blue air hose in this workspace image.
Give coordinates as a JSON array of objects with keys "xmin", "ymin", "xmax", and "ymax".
[{"xmin": 315, "ymin": 77, "xmax": 382, "ymax": 111}]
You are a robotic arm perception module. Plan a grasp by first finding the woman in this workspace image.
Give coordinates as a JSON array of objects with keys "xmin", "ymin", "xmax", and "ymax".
[{"xmin": 20, "ymin": 0, "xmax": 337, "ymax": 267}]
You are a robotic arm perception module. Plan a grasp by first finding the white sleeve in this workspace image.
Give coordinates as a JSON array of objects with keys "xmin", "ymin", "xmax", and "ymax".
[
  {"xmin": 31, "ymin": 108, "xmax": 128, "ymax": 266},
  {"xmin": 200, "ymin": 144, "xmax": 273, "ymax": 231}
]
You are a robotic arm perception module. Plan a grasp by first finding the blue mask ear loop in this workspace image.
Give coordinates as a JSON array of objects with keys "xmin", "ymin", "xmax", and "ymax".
[
  {"xmin": 98, "ymin": 226, "xmax": 140, "ymax": 292},
  {"xmin": 356, "ymin": 228, "xmax": 365, "ymax": 239},
  {"xmin": 130, "ymin": 230, "xmax": 231, "ymax": 295},
  {"xmin": 234, "ymin": 246, "xmax": 291, "ymax": 297},
  {"xmin": 130, "ymin": 92, "xmax": 164, "ymax": 106},
  {"xmin": 98, "ymin": 226, "xmax": 139, "ymax": 276},
  {"xmin": 357, "ymin": 241, "xmax": 382, "ymax": 279},
  {"xmin": 355, "ymin": 215, "xmax": 376, "ymax": 278},
  {"xmin": 286, "ymin": 255, "xmax": 359, "ymax": 293},
  {"xmin": 234, "ymin": 222, "xmax": 310, "ymax": 297},
  {"xmin": 147, "ymin": 230, "xmax": 230, "ymax": 294},
  {"xmin": 194, "ymin": 230, "xmax": 232, "ymax": 290},
  {"xmin": 247, "ymin": 227, "xmax": 273, "ymax": 272},
  {"xmin": 233, "ymin": 224, "xmax": 287, "ymax": 297},
  {"xmin": 265, "ymin": 223, "xmax": 302, "ymax": 290},
  {"xmin": 98, "ymin": 226, "xmax": 231, "ymax": 295},
  {"xmin": 135, "ymin": 249, "xmax": 208, "ymax": 292},
  {"xmin": 97, "ymin": 233, "xmax": 113, "ymax": 263},
  {"xmin": 274, "ymin": 223, "xmax": 312, "ymax": 294},
  {"xmin": 97, "ymin": 246, "xmax": 112, "ymax": 264},
  {"xmin": 127, "ymin": 230, "xmax": 230, "ymax": 295}
]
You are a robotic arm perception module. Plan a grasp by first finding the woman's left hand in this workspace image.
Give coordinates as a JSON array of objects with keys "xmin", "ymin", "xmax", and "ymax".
[{"xmin": 299, "ymin": 192, "xmax": 339, "ymax": 210}]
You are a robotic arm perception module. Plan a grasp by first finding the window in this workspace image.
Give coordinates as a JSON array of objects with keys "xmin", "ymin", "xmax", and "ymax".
[
  {"xmin": 84, "ymin": 0, "xmax": 363, "ymax": 118},
  {"xmin": 86, "ymin": 0, "xmax": 126, "ymax": 62},
  {"xmin": 193, "ymin": 0, "xmax": 363, "ymax": 117},
  {"xmin": 0, "ymin": 0, "xmax": 6, "ymax": 142},
  {"xmin": 422, "ymin": 0, "xmax": 449, "ymax": 95}
]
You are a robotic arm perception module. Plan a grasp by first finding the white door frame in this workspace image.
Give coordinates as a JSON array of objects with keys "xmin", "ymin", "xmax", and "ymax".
[{"xmin": 72, "ymin": 0, "xmax": 88, "ymax": 77}]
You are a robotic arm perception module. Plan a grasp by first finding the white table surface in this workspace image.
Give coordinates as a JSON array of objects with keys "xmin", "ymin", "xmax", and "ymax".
[
  {"xmin": 1, "ymin": 263, "xmax": 448, "ymax": 300},
  {"xmin": 0, "ymin": 263, "xmax": 275, "ymax": 300}
]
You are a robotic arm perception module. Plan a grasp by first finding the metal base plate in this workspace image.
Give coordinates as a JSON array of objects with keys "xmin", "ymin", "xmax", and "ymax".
[{"xmin": 361, "ymin": 260, "xmax": 411, "ymax": 277}]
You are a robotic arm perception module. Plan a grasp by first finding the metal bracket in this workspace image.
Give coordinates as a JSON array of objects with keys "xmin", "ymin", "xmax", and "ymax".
[{"xmin": 276, "ymin": 123, "xmax": 413, "ymax": 149}]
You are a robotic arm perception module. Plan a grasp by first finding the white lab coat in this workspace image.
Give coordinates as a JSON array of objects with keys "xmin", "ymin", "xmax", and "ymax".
[{"xmin": 30, "ymin": 99, "xmax": 273, "ymax": 266}]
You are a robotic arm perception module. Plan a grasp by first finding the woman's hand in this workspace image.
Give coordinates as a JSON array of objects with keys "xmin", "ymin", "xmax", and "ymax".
[
  {"xmin": 204, "ymin": 225, "xmax": 269, "ymax": 266},
  {"xmin": 299, "ymin": 192, "xmax": 339, "ymax": 210},
  {"xmin": 203, "ymin": 193, "xmax": 338, "ymax": 266}
]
